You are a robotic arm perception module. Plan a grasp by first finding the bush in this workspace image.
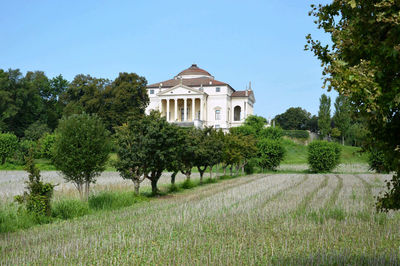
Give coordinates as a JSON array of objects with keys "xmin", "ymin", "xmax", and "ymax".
[
  {"xmin": 368, "ymin": 149, "xmax": 393, "ymax": 174},
  {"xmin": 259, "ymin": 127, "xmax": 283, "ymax": 140},
  {"xmin": 39, "ymin": 133, "xmax": 55, "ymax": 159},
  {"xmin": 244, "ymin": 158, "xmax": 257, "ymax": 174},
  {"xmin": 257, "ymin": 139, "xmax": 285, "ymax": 170},
  {"xmin": 52, "ymin": 199, "xmax": 89, "ymax": 220},
  {"xmin": 14, "ymin": 139, "xmax": 39, "ymax": 164},
  {"xmin": 24, "ymin": 121, "xmax": 51, "ymax": 141},
  {"xmin": 282, "ymin": 130, "xmax": 310, "ymax": 140},
  {"xmin": 181, "ymin": 179, "xmax": 196, "ymax": 189},
  {"xmin": 307, "ymin": 140, "xmax": 341, "ymax": 172},
  {"xmin": 88, "ymin": 191, "xmax": 146, "ymax": 210},
  {"xmin": 14, "ymin": 153, "xmax": 55, "ymax": 216},
  {"xmin": 0, "ymin": 133, "xmax": 18, "ymax": 164}
]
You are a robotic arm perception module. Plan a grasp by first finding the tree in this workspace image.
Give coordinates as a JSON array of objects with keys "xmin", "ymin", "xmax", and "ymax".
[
  {"xmin": 125, "ymin": 111, "xmax": 180, "ymax": 195},
  {"xmin": 333, "ymin": 95, "xmax": 351, "ymax": 145},
  {"xmin": 114, "ymin": 123, "xmax": 146, "ymax": 195},
  {"xmin": 318, "ymin": 94, "xmax": 331, "ymax": 139},
  {"xmin": 101, "ymin": 72, "xmax": 149, "ymax": 132},
  {"xmin": 192, "ymin": 127, "xmax": 225, "ymax": 182},
  {"xmin": 62, "ymin": 74, "xmax": 109, "ymax": 116},
  {"xmin": 52, "ymin": 114, "xmax": 111, "ymax": 200},
  {"xmin": 222, "ymin": 133, "xmax": 242, "ymax": 176},
  {"xmin": 306, "ymin": 115, "xmax": 319, "ymax": 133},
  {"xmin": 0, "ymin": 69, "xmax": 44, "ymax": 137},
  {"xmin": 274, "ymin": 107, "xmax": 311, "ymax": 130},
  {"xmin": 306, "ymin": 1, "xmax": 400, "ymax": 210}
]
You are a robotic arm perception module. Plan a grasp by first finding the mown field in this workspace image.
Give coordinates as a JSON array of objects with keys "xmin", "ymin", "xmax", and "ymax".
[{"xmin": 1, "ymin": 173, "xmax": 399, "ymax": 265}]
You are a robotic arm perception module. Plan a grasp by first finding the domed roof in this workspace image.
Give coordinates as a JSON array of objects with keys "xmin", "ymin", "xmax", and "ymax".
[{"xmin": 176, "ymin": 64, "xmax": 212, "ymax": 77}]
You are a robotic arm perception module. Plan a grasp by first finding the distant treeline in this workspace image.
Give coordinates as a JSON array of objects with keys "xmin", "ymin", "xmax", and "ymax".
[{"xmin": 0, "ymin": 69, "xmax": 149, "ymax": 138}]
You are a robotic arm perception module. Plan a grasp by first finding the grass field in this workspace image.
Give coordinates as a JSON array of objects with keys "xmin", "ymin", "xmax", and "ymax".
[
  {"xmin": 1, "ymin": 173, "xmax": 399, "ymax": 264},
  {"xmin": 282, "ymin": 139, "xmax": 368, "ymax": 165}
]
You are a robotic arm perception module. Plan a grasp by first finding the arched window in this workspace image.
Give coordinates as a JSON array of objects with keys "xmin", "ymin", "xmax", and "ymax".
[
  {"xmin": 234, "ymin": 106, "xmax": 241, "ymax": 121},
  {"xmin": 215, "ymin": 109, "xmax": 221, "ymax": 120}
]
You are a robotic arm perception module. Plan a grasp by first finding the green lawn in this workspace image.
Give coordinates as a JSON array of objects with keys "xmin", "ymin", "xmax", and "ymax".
[{"xmin": 282, "ymin": 139, "xmax": 368, "ymax": 165}]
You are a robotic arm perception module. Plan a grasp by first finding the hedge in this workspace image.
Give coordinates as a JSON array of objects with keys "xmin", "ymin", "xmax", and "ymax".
[{"xmin": 283, "ymin": 130, "xmax": 309, "ymax": 140}]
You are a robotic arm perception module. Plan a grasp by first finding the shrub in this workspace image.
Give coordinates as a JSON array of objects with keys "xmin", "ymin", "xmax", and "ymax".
[
  {"xmin": 257, "ymin": 139, "xmax": 285, "ymax": 170},
  {"xmin": 282, "ymin": 130, "xmax": 310, "ymax": 140},
  {"xmin": 24, "ymin": 121, "xmax": 51, "ymax": 141},
  {"xmin": 259, "ymin": 127, "xmax": 283, "ymax": 140},
  {"xmin": 14, "ymin": 152, "xmax": 55, "ymax": 216},
  {"xmin": 14, "ymin": 139, "xmax": 40, "ymax": 164},
  {"xmin": 181, "ymin": 179, "xmax": 196, "ymax": 189},
  {"xmin": 307, "ymin": 140, "xmax": 341, "ymax": 172},
  {"xmin": 52, "ymin": 199, "xmax": 89, "ymax": 220},
  {"xmin": 39, "ymin": 133, "xmax": 56, "ymax": 159},
  {"xmin": 0, "ymin": 133, "xmax": 18, "ymax": 164},
  {"xmin": 368, "ymin": 149, "xmax": 393, "ymax": 174},
  {"xmin": 244, "ymin": 158, "xmax": 257, "ymax": 174}
]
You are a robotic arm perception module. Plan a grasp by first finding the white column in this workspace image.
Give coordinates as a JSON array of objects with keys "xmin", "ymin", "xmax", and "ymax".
[
  {"xmin": 192, "ymin": 98, "xmax": 195, "ymax": 121},
  {"xmin": 184, "ymin": 98, "xmax": 187, "ymax": 121},
  {"xmin": 174, "ymin": 98, "xmax": 178, "ymax": 121},
  {"xmin": 166, "ymin": 99, "xmax": 170, "ymax": 121},
  {"xmin": 200, "ymin": 98, "xmax": 203, "ymax": 121},
  {"xmin": 160, "ymin": 99, "xmax": 163, "ymax": 115}
]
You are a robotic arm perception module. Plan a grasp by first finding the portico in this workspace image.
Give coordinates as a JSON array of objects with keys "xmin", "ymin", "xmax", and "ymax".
[{"xmin": 160, "ymin": 97, "xmax": 205, "ymax": 122}]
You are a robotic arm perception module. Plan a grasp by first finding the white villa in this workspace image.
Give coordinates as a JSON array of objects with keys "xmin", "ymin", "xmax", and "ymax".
[{"xmin": 146, "ymin": 64, "xmax": 255, "ymax": 131}]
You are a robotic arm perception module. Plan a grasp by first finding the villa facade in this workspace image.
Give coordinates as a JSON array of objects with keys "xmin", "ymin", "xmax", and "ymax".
[{"xmin": 146, "ymin": 64, "xmax": 255, "ymax": 131}]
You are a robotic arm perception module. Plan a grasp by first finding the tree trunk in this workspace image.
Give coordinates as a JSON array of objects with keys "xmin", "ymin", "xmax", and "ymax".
[
  {"xmin": 84, "ymin": 181, "xmax": 90, "ymax": 202},
  {"xmin": 223, "ymin": 166, "xmax": 227, "ymax": 176},
  {"xmin": 342, "ymin": 135, "xmax": 345, "ymax": 146},
  {"xmin": 230, "ymin": 165, "xmax": 233, "ymax": 176},
  {"xmin": 76, "ymin": 183, "xmax": 84, "ymax": 201},
  {"xmin": 133, "ymin": 180, "xmax": 140, "ymax": 195},
  {"xmin": 198, "ymin": 166, "xmax": 207, "ymax": 183},
  {"xmin": 171, "ymin": 172, "xmax": 177, "ymax": 185},
  {"xmin": 216, "ymin": 164, "xmax": 219, "ymax": 178},
  {"xmin": 209, "ymin": 166, "xmax": 213, "ymax": 179},
  {"xmin": 151, "ymin": 179, "xmax": 158, "ymax": 195},
  {"xmin": 185, "ymin": 170, "xmax": 191, "ymax": 181},
  {"xmin": 236, "ymin": 164, "xmax": 240, "ymax": 175},
  {"xmin": 241, "ymin": 165, "xmax": 245, "ymax": 175}
]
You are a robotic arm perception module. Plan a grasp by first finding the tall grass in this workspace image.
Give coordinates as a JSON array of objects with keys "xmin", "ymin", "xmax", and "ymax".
[{"xmin": 1, "ymin": 173, "xmax": 397, "ymax": 265}]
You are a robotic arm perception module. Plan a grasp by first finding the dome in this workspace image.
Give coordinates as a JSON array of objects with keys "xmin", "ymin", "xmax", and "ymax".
[{"xmin": 176, "ymin": 64, "xmax": 213, "ymax": 79}]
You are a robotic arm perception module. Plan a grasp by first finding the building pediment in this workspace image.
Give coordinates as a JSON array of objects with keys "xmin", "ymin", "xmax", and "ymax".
[{"xmin": 157, "ymin": 84, "xmax": 207, "ymax": 97}]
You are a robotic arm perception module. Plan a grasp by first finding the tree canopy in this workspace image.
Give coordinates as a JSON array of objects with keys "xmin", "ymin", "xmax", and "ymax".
[
  {"xmin": 274, "ymin": 107, "xmax": 311, "ymax": 130},
  {"xmin": 307, "ymin": 0, "xmax": 400, "ymax": 210}
]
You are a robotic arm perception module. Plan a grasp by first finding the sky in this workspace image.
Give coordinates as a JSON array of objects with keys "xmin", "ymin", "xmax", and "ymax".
[{"xmin": 0, "ymin": 0, "xmax": 336, "ymax": 119}]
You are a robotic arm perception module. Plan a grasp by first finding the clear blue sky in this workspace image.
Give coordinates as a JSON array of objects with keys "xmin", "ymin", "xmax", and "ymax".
[{"xmin": 0, "ymin": 0, "xmax": 336, "ymax": 119}]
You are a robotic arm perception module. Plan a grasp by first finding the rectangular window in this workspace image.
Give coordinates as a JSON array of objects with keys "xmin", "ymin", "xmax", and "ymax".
[
  {"xmin": 215, "ymin": 110, "xmax": 221, "ymax": 120},
  {"xmin": 150, "ymin": 89, "xmax": 154, "ymax": 94},
  {"xmin": 215, "ymin": 124, "xmax": 220, "ymax": 129},
  {"xmin": 216, "ymin": 87, "xmax": 220, "ymax": 92}
]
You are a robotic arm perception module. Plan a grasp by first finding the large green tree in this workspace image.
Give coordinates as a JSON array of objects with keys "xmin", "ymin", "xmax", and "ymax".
[
  {"xmin": 274, "ymin": 107, "xmax": 311, "ymax": 130},
  {"xmin": 318, "ymin": 94, "xmax": 331, "ymax": 139},
  {"xmin": 307, "ymin": 1, "xmax": 400, "ymax": 210}
]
